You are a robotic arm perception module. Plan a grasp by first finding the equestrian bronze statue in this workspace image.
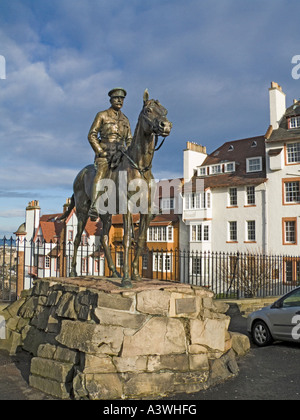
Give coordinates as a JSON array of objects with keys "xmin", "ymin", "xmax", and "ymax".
[{"xmin": 60, "ymin": 89, "xmax": 172, "ymax": 288}]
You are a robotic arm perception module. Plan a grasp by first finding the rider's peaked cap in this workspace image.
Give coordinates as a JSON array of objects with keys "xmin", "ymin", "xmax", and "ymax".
[{"xmin": 108, "ymin": 88, "xmax": 127, "ymax": 98}]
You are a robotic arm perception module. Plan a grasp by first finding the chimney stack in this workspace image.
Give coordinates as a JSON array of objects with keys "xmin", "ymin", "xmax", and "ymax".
[
  {"xmin": 183, "ymin": 141, "xmax": 207, "ymax": 182},
  {"xmin": 269, "ymin": 82, "xmax": 286, "ymax": 130}
]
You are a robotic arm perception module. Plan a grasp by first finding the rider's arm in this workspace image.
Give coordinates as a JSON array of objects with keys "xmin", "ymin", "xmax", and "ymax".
[{"xmin": 88, "ymin": 112, "xmax": 106, "ymax": 156}]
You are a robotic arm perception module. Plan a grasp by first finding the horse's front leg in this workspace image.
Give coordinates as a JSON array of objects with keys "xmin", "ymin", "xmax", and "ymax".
[
  {"xmin": 132, "ymin": 212, "xmax": 153, "ymax": 281},
  {"xmin": 70, "ymin": 213, "xmax": 88, "ymax": 277},
  {"xmin": 121, "ymin": 211, "xmax": 132, "ymax": 288},
  {"xmin": 100, "ymin": 214, "xmax": 121, "ymax": 278}
]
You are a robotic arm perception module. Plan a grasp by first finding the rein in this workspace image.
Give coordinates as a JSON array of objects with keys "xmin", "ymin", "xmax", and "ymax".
[{"xmin": 121, "ymin": 134, "xmax": 167, "ymax": 178}]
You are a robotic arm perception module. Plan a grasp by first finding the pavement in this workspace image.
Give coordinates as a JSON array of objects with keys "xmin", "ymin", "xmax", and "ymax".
[{"xmin": 0, "ymin": 313, "xmax": 299, "ymax": 400}]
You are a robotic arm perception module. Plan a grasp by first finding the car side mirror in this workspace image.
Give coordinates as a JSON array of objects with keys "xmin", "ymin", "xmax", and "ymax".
[{"xmin": 271, "ymin": 300, "xmax": 282, "ymax": 309}]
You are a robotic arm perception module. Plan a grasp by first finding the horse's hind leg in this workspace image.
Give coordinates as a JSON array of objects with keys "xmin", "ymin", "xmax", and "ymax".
[
  {"xmin": 121, "ymin": 211, "xmax": 133, "ymax": 288},
  {"xmin": 70, "ymin": 212, "xmax": 88, "ymax": 276},
  {"xmin": 100, "ymin": 214, "xmax": 121, "ymax": 278}
]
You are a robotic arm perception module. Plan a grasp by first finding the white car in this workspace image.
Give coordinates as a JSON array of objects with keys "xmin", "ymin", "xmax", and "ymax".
[{"xmin": 247, "ymin": 287, "xmax": 300, "ymax": 347}]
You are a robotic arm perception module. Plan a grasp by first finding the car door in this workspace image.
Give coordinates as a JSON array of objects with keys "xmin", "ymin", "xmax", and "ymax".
[{"xmin": 267, "ymin": 288, "xmax": 300, "ymax": 341}]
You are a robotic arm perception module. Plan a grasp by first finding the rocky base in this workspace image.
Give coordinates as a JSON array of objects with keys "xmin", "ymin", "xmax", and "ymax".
[{"xmin": 0, "ymin": 277, "xmax": 250, "ymax": 400}]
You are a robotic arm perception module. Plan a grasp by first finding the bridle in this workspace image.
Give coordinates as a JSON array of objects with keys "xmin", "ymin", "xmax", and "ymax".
[
  {"xmin": 120, "ymin": 103, "xmax": 169, "ymax": 177},
  {"xmin": 120, "ymin": 133, "xmax": 167, "ymax": 178}
]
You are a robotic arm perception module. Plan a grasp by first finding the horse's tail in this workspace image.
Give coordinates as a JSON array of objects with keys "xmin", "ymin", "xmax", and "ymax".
[{"xmin": 59, "ymin": 194, "xmax": 75, "ymax": 221}]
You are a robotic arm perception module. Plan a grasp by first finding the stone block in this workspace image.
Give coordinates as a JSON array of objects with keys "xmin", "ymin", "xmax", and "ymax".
[
  {"xmin": 37, "ymin": 343, "xmax": 57, "ymax": 359},
  {"xmin": 32, "ymin": 280, "xmax": 50, "ymax": 297},
  {"xmin": 123, "ymin": 372, "xmax": 174, "ymax": 398},
  {"xmin": 189, "ymin": 354, "xmax": 209, "ymax": 371},
  {"xmin": 208, "ymin": 349, "xmax": 239, "ymax": 387},
  {"xmin": 136, "ymin": 289, "xmax": 170, "ymax": 315},
  {"xmin": 83, "ymin": 373, "xmax": 123, "ymax": 400},
  {"xmin": 46, "ymin": 290, "xmax": 62, "ymax": 307},
  {"xmin": 147, "ymin": 354, "xmax": 189, "ymax": 372},
  {"xmin": 112, "ymin": 356, "xmax": 147, "ymax": 373},
  {"xmin": 173, "ymin": 371, "xmax": 209, "ymax": 394},
  {"xmin": 122, "ymin": 317, "xmax": 186, "ymax": 357},
  {"xmin": 18, "ymin": 296, "xmax": 39, "ymax": 319},
  {"xmin": 30, "ymin": 306, "xmax": 51, "ymax": 331},
  {"xmin": 94, "ymin": 307, "xmax": 148, "ymax": 329},
  {"xmin": 29, "ymin": 375, "xmax": 70, "ymax": 399},
  {"xmin": 190, "ymin": 318, "xmax": 230, "ymax": 352},
  {"xmin": 56, "ymin": 320, "xmax": 124, "ymax": 355},
  {"xmin": 230, "ymin": 332, "xmax": 250, "ymax": 357},
  {"xmin": 97, "ymin": 291, "xmax": 133, "ymax": 312},
  {"xmin": 212, "ymin": 300, "xmax": 230, "ymax": 314},
  {"xmin": 55, "ymin": 346, "xmax": 79, "ymax": 364},
  {"xmin": 5, "ymin": 298, "xmax": 26, "ymax": 318},
  {"xmin": 55, "ymin": 293, "xmax": 77, "ymax": 319},
  {"xmin": 30, "ymin": 357, "xmax": 74, "ymax": 383},
  {"xmin": 82, "ymin": 354, "xmax": 116, "ymax": 373}
]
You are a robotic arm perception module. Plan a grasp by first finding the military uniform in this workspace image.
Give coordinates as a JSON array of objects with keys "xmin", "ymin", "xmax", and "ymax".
[
  {"xmin": 88, "ymin": 106, "xmax": 132, "ymax": 163},
  {"xmin": 88, "ymin": 88, "xmax": 132, "ymax": 220}
]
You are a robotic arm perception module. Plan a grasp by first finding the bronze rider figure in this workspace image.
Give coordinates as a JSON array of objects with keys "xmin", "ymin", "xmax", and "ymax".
[{"xmin": 87, "ymin": 88, "xmax": 132, "ymax": 221}]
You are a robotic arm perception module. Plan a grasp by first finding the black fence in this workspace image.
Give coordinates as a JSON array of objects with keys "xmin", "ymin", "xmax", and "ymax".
[{"xmin": 1, "ymin": 236, "xmax": 299, "ymax": 302}]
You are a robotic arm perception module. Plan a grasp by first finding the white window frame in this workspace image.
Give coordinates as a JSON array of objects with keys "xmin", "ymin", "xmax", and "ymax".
[
  {"xmin": 198, "ymin": 166, "xmax": 207, "ymax": 176},
  {"xmin": 284, "ymin": 181, "xmax": 300, "ymax": 204},
  {"xmin": 284, "ymin": 220, "xmax": 296, "ymax": 244},
  {"xmin": 116, "ymin": 251, "xmax": 124, "ymax": 268},
  {"xmin": 228, "ymin": 221, "xmax": 237, "ymax": 242},
  {"xmin": 246, "ymin": 220, "xmax": 256, "ymax": 242},
  {"xmin": 225, "ymin": 162, "xmax": 235, "ymax": 173},
  {"xmin": 161, "ymin": 198, "xmax": 174, "ymax": 210},
  {"xmin": 246, "ymin": 186, "xmax": 256, "ymax": 205},
  {"xmin": 289, "ymin": 116, "xmax": 300, "ymax": 129},
  {"xmin": 153, "ymin": 253, "xmax": 172, "ymax": 273},
  {"xmin": 286, "ymin": 142, "xmax": 300, "ymax": 164},
  {"xmin": 246, "ymin": 157, "xmax": 262, "ymax": 173},
  {"xmin": 190, "ymin": 224, "xmax": 210, "ymax": 242},
  {"xmin": 210, "ymin": 164, "xmax": 222, "ymax": 175},
  {"xmin": 228, "ymin": 187, "xmax": 238, "ymax": 206},
  {"xmin": 147, "ymin": 226, "xmax": 173, "ymax": 243}
]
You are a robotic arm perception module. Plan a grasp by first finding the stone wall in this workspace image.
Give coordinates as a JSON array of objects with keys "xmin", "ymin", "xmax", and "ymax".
[{"xmin": 0, "ymin": 277, "xmax": 250, "ymax": 400}]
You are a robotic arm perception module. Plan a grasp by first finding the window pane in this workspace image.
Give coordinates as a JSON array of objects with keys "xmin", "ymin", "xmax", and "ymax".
[
  {"xmin": 247, "ymin": 186, "xmax": 255, "ymax": 205},
  {"xmin": 229, "ymin": 188, "xmax": 237, "ymax": 206},
  {"xmin": 285, "ymin": 221, "xmax": 296, "ymax": 243},
  {"xmin": 229, "ymin": 221, "xmax": 237, "ymax": 241},
  {"xmin": 247, "ymin": 221, "xmax": 256, "ymax": 241},
  {"xmin": 287, "ymin": 143, "xmax": 300, "ymax": 163},
  {"xmin": 247, "ymin": 158, "xmax": 262, "ymax": 172},
  {"xmin": 285, "ymin": 181, "xmax": 300, "ymax": 203}
]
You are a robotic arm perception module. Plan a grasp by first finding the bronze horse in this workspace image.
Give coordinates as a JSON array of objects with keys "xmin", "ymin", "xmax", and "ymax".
[{"xmin": 61, "ymin": 90, "xmax": 172, "ymax": 288}]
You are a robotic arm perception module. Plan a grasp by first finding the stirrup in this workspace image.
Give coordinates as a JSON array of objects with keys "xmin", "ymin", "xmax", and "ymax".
[{"xmin": 88, "ymin": 206, "xmax": 98, "ymax": 221}]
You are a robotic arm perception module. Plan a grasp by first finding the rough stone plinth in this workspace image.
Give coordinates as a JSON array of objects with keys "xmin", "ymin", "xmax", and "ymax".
[{"xmin": 0, "ymin": 276, "xmax": 250, "ymax": 400}]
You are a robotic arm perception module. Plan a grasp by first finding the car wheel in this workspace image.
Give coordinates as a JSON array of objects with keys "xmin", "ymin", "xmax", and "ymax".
[{"xmin": 252, "ymin": 320, "xmax": 273, "ymax": 347}]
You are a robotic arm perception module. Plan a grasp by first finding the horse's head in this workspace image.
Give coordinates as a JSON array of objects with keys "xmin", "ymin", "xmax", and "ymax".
[{"xmin": 140, "ymin": 89, "xmax": 173, "ymax": 138}]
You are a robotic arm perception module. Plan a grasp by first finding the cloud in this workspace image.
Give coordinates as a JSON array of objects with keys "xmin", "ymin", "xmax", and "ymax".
[{"xmin": 0, "ymin": 0, "xmax": 300, "ymax": 236}]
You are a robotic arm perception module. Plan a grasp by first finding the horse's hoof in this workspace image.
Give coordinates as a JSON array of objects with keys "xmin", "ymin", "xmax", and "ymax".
[
  {"xmin": 111, "ymin": 270, "xmax": 121, "ymax": 279},
  {"xmin": 69, "ymin": 270, "xmax": 77, "ymax": 277},
  {"xmin": 121, "ymin": 277, "xmax": 132, "ymax": 289},
  {"xmin": 131, "ymin": 272, "xmax": 142, "ymax": 282}
]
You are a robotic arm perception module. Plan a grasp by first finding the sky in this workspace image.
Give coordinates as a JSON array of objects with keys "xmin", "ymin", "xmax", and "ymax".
[{"xmin": 1, "ymin": 0, "xmax": 300, "ymax": 236}]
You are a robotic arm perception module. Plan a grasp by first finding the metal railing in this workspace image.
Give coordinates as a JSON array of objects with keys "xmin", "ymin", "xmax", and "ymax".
[{"xmin": 0, "ymin": 236, "xmax": 299, "ymax": 301}]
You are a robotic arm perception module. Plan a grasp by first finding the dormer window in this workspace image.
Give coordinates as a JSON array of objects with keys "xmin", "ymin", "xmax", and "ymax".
[
  {"xmin": 224, "ymin": 162, "xmax": 235, "ymax": 173},
  {"xmin": 198, "ymin": 166, "xmax": 207, "ymax": 176},
  {"xmin": 289, "ymin": 116, "xmax": 300, "ymax": 129},
  {"xmin": 210, "ymin": 164, "xmax": 221, "ymax": 175},
  {"xmin": 246, "ymin": 157, "xmax": 262, "ymax": 173}
]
